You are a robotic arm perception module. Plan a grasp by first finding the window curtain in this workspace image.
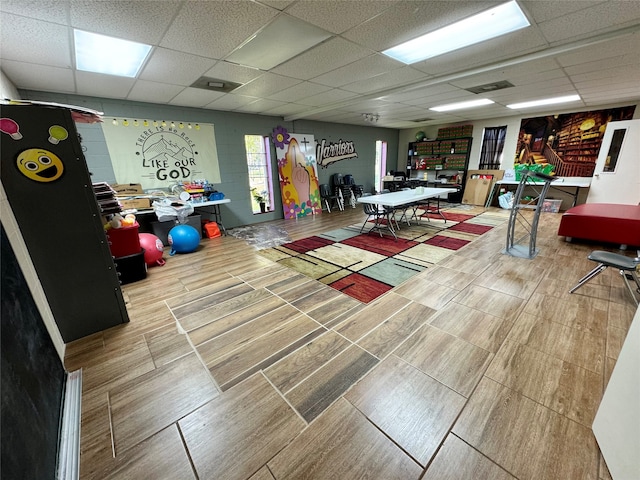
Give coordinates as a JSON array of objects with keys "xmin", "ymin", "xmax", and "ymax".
[{"xmin": 479, "ymin": 126, "xmax": 507, "ymax": 169}]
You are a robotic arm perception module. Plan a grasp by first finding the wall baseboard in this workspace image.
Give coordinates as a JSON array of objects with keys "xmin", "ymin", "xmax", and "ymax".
[{"xmin": 57, "ymin": 369, "xmax": 82, "ymax": 480}]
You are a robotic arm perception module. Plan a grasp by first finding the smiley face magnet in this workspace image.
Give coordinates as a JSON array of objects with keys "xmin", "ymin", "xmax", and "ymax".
[{"xmin": 16, "ymin": 148, "xmax": 64, "ymax": 182}]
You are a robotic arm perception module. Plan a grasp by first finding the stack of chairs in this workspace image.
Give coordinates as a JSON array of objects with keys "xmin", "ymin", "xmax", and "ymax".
[
  {"xmin": 332, "ymin": 173, "xmax": 355, "ymax": 208},
  {"xmin": 319, "ymin": 183, "xmax": 343, "ymax": 212},
  {"xmin": 344, "ymin": 174, "xmax": 364, "ymax": 204}
]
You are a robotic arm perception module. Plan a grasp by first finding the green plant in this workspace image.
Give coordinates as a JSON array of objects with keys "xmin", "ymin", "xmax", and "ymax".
[{"xmin": 251, "ymin": 187, "xmax": 266, "ymax": 203}]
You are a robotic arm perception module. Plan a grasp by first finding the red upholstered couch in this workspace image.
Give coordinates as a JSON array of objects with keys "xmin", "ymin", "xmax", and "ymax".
[{"xmin": 558, "ymin": 203, "xmax": 640, "ymax": 248}]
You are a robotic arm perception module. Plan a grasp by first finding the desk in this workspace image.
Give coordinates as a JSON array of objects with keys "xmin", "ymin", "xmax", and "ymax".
[
  {"xmin": 358, "ymin": 188, "xmax": 455, "ymax": 239},
  {"xmin": 484, "ymin": 177, "xmax": 591, "ymax": 209}
]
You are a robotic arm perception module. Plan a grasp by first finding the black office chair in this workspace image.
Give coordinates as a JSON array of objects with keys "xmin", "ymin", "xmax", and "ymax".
[{"xmin": 319, "ymin": 183, "xmax": 343, "ymax": 212}]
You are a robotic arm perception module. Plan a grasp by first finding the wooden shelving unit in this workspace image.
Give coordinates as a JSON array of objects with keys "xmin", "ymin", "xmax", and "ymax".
[{"xmin": 406, "ymin": 136, "xmax": 473, "ymax": 202}]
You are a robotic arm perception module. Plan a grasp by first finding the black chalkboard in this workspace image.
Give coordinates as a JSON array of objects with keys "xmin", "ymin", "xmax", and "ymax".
[{"xmin": 1, "ymin": 224, "xmax": 66, "ymax": 479}]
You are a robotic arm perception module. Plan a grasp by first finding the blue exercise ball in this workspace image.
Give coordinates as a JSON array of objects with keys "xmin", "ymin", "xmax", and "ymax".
[{"xmin": 168, "ymin": 224, "xmax": 200, "ymax": 256}]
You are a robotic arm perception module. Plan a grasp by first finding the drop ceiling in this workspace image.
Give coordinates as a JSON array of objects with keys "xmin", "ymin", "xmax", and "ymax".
[{"xmin": 1, "ymin": 0, "xmax": 639, "ymax": 129}]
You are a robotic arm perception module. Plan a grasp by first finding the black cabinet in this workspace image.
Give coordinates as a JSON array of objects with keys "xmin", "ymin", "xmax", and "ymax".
[
  {"xmin": 406, "ymin": 137, "xmax": 473, "ymax": 202},
  {"xmin": 1, "ymin": 104, "xmax": 128, "ymax": 342}
]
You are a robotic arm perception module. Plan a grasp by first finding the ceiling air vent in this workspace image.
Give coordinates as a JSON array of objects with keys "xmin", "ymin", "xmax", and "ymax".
[
  {"xmin": 465, "ymin": 80, "xmax": 514, "ymax": 94},
  {"xmin": 191, "ymin": 77, "xmax": 241, "ymax": 93},
  {"xmin": 411, "ymin": 118, "xmax": 434, "ymax": 123}
]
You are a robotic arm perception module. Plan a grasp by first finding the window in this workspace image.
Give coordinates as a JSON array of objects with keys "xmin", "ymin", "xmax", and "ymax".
[
  {"xmin": 374, "ymin": 140, "xmax": 387, "ymax": 192},
  {"xmin": 479, "ymin": 126, "xmax": 507, "ymax": 169},
  {"xmin": 245, "ymin": 135, "xmax": 273, "ymax": 213}
]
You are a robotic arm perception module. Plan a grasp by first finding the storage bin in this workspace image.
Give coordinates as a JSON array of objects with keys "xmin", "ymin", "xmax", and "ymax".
[
  {"xmin": 151, "ymin": 214, "xmax": 202, "ymax": 245},
  {"xmin": 114, "ymin": 249, "xmax": 147, "ymax": 285},
  {"xmin": 541, "ymin": 199, "xmax": 563, "ymax": 213},
  {"xmin": 106, "ymin": 222, "xmax": 141, "ymax": 257}
]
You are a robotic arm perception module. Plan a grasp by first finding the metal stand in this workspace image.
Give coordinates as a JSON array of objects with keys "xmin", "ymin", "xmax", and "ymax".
[{"xmin": 503, "ymin": 170, "xmax": 554, "ymax": 259}]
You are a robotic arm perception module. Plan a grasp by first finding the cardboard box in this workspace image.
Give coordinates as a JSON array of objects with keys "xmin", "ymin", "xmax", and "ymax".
[
  {"xmin": 111, "ymin": 183, "xmax": 144, "ymax": 195},
  {"xmin": 119, "ymin": 198, "xmax": 151, "ymax": 210},
  {"xmin": 462, "ymin": 170, "xmax": 505, "ymax": 205}
]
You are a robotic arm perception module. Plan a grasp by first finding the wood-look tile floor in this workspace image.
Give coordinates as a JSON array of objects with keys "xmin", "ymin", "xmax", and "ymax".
[{"xmin": 64, "ymin": 206, "xmax": 637, "ymax": 480}]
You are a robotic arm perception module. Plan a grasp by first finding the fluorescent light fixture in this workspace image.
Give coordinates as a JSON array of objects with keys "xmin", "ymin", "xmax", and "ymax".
[
  {"xmin": 430, "ymin": 98, "xmax": 494, "ymax": 112},
  {"xmin": 383, "ymin": 0, "xmax": 530, "ymax": 64},
  {"xmin": 74, "ymin": 29, "xmax": 151, "ymax": 77},
  {"xmin": 507, "ymin": 94, "xmax": 581, "ymax": 109}
]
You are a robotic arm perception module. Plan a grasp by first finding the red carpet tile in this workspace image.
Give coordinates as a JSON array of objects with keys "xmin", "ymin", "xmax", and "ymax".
[
  {"xmin": 423, "ymin": 235, "xmax": 471, "ymax": 250},
  {"xmin": 330, "ymin": 273, "xmax": 393, "ymax": 303},
  {"xmin": 341, "ymin": 234, "xmax": 418, "ymax": 256},
  {"xmin": 448, "ymin": 222, "xmax": 494, "ymax": 235},
  {"xmin": 284, "ymin": 236, "xmax": 335, "ymax": 253},
  {"xmin": 423, "ymin": 212, "xmax": 476, "ymax": 222}
]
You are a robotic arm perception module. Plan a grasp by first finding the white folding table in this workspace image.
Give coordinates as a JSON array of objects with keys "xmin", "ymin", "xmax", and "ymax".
[
  {"xmin": 358, "ymin": 188, "xmax": 456, "ymax": 239},
  {"xmin": 484, "ymin": 176, "xmax": 591, "ymax": 209}
]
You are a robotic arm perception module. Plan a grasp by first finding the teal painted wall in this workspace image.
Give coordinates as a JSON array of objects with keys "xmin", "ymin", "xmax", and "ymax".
[{"xmin": 21, "ymin": 90, "xmax": 398, "ymax": 228}]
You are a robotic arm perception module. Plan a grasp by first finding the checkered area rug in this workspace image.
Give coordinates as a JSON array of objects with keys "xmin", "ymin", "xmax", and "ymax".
[{"xmin": 257, "ymin": 207, "xmax": 507, "ymax": 303}]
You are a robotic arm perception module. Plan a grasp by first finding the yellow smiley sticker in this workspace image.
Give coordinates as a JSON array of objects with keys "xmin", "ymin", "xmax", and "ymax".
[{"xmin": 16, "ymin": 148, "xmax": 64, "ymax": 182}]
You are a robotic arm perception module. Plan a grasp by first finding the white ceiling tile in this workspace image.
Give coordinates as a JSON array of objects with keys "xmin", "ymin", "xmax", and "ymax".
[
  {"xmin": 1, "ymin": 60, "xmax": 75, "ymax": 94},
  {"xmin": 311, "ymin": 54, "xmax": 403, "ymax": 87},
  {"xmin": 0, "ymin": 0, "xmax": 70, "ymax": 23},
  {"xmin": 76, "ymin": 71, "xmax": 135, "ymax": 99},
  {"xmin": 139, "ymin": 48, "xmax": 216, "ymax": 86},
  {"xmin": 342, "ymin": 1, "xmax": 494, "ymax": 51},
  {"xmin": 2, "ymin": 0, "xmax": 638, "ymax": 128},
  {"xmin": 272, "ymin": 37, "xmax": 372, "ymax": 80},
  {"xmin": 578, "ymin": 81, "xmax": 640, "ymax": 96},
  {"xmin": 556, "ymin": 34, "xmax": 640, "ymax": 67},
  {"xmin": 233, "ymin": 73, "xmax": 301, "ymax": 97},
  {"xmin": 411, "ymin": 27, "xmax": 548, "ymax": 77},
  {"xmin": 160, "ymin": 1, "xmax": 279, "ymax": 59},
  {"xmin": 570, "ymin": 64, "xmax": 640, "ymax": 84},
  {"xmin": 341, "ymin": 66, "xmax": 429, "ymax": 94},
  {"xmin": 383, "ymin": 83, "xmax": 459, "ymax": 103},
  {"xmin": 296, "ymin": 88, "xmax": 358, "ymax": 107},
  {"xmin": 203, "ymin": 61, "xmax": 264, "ymax": 85},
  {"xmin": 168, "ymin": 87, "xmax": 226, "ymax": 108},
  {"xmin": 0, "ymin": 14, "xmax": 71, "ymax": 67},
  {"xmin": 262, "ymin": 103, "xmax": 312, "ymax": 116},
  {"xmin": 563, "ymin": 54, "xmax": 640, "ymax": 76},
  {"xmin": 261, "ymin": 0, "xmax": 295, "ymax": 10},
  {"xmin": 127, "ymin": 80, "xmax": 184, "ymax": 103},
  {"xmin": 521, "ymin": 0, "xmax": 603, "ymax": 24},
  {"xmin": 536, "ymin": 2, "xmax": 640, "ymax": 44},
  {"xmin": 286, "ymin": 0, "xmax": 396, "ymax": 34},
  {"xmin": 69, "ymin": 0, "xmax": 182, "ymax": 44},
  {"xmin": 236, "ymin": 98, "xmax": 287, "ymax": 113},
  {"xmin": 450, "ymin": 58, "xmax": 560, "ymax": 89},
  {"xmin": 267, "ymin": 82, "xmax": 332, "ymax": 102},
  {"xmin": 205, "ymin": 93, "xmax": 260, "ymax": 111}
]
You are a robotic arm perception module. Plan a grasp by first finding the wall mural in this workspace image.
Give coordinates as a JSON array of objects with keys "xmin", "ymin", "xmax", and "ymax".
[
  {"xmin": 316, "ymin": 137, "xmax": 358, "ymax": 168},
  {"xmin": 272, "ymin": 126, "xmax": 320, "ymax": 219},
  {"xmin": 101, "ymin": 117, "xmax": 221, "ymax": 189},
  {"xmin": 516, "ymin": 105, "xmax": 636, "ymax": 177}
]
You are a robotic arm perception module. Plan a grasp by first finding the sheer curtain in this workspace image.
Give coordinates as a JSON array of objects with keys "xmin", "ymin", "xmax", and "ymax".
[{"xmin": 479, "ymin": 126, "xmax": 507, "ymax": 169}]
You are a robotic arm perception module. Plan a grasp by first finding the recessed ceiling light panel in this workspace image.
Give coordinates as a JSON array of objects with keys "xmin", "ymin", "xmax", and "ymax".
[
  {"xmin": 74, "ymin": 29, "xmax": 151, "ymax": 77},
  {"xmin": 430, "ymin": 98, "xmax": 495, "ymax": 112},
  {"xmin": 507, "ymin": 94, "xmax": 581, "ymax": 109},
  {"xmin": 383, "ymin": 0, "xmax": 530, "ymax": 64}
]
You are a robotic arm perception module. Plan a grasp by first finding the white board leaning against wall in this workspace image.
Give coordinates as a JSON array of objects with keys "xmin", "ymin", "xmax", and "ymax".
[{"xmin": 101, "ymin": 118, "xmax": 221, "ymax": 189}]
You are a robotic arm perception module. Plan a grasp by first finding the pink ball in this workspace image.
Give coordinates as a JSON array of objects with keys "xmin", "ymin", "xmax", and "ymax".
[{"xmin": 138, "ymin": 233, "xmax": 165, "ymax": 266}]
